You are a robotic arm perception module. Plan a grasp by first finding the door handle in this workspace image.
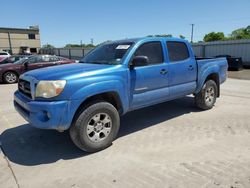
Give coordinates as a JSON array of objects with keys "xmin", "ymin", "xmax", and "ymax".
[
  {"xmin": 188, "ymin": 65, "xmax": 194, "ymax": 70},
  {"xmin": 160, "ymin": 69, "xmax": 168, "ymax": 75}
]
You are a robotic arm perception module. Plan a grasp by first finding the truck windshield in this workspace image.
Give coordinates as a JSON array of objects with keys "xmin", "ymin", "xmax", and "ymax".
[{"xmin": 80, "ymin": 42, "xmax": 134, "ymax": 65}]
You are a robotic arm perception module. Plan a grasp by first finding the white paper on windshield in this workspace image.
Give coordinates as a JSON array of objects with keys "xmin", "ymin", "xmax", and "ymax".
[{"xmin": 116, "ymin": 45, "xmax": 130, "ymax": 49}]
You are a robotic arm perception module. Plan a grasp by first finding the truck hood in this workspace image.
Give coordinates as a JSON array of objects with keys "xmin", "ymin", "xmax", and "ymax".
[{"xmin": 23, "ymin": 63, "xmax": 116, "ymax": 80}]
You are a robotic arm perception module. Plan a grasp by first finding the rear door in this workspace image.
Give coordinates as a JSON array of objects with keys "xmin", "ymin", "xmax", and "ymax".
[
  {"xmin": 130, "ymin": 41, "xmax": 169, "ymax": 109},
  {"xmin": 166, "ymin": 41, "xmax": 197, "ymax": 98}
]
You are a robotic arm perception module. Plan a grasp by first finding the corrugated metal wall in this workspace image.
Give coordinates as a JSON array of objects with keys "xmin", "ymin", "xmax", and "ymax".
[
  {"xmin": 40, "ymin": 48, "xmax": 93, "ymax": 60},
  {"xmin": 40, "ymin": 39, "xmax": 250, "ymax": 65},
  {"xmin": 192, "ymin": 39, "xmax": 250, "ymax": 65}
]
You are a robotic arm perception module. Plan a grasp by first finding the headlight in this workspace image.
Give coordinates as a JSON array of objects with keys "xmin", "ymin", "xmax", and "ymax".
[{"xmin": 35, "ymin": 80, "xmax": 66, "ymax": 98}]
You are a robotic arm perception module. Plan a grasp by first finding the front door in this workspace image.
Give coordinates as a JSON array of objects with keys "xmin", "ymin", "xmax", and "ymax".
[
  {"xmin": 25, "ymin": 56, "xmax": 44, "ymax": 72},
  {"xmin": 130, "ymin": 41, "xmax": 169, "ymax": 109}
]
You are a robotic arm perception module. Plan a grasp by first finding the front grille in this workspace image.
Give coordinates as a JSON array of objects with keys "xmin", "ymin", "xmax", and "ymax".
[{"xmin": 18, "ymin": 79, "xmax": 32, "ymax": 98}]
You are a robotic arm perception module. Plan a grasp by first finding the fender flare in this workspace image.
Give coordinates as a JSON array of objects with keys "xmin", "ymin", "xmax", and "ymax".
[
  {"xmin": 69, "ymin": 79, "xmax": 129, "ymax": 116},
  {"xmin": 195, "ymin": 66, "xmax": 220, "ymax": 94}
]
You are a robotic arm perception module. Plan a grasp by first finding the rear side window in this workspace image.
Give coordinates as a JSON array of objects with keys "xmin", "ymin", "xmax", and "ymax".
[
  {"xmin": 167, "ymin": 42, "xmax": 189, "ymax": 62},
  {"xmin": 49, "ymin": 56, "xmax": 59, "ymax": 61},
  {"xmin": 0, "ymin": 52, "xmax": 7, "ymax": 55},
  {"xmin": 135, "ymin": 42, "xmax": 163, "ymax": 65}
]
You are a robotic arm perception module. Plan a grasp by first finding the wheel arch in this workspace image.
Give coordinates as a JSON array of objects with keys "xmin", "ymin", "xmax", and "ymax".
[
  {"xmin": 196, "ymin": 71, "xmax": 220, "ymax": 98},
  {"xmin": 71, "ymin": 91, "xmax": 123, "ymax": 128}
]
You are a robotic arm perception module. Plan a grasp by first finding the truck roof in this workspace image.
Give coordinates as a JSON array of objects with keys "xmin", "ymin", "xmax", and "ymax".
[{"xmin": 109, "ymin": 37, "xmax": 187, "ymax": 44}]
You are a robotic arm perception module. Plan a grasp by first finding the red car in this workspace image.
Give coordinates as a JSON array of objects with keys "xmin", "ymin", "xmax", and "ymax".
[
  {"xmin": 0, "ymin": 56, "xmax": 7, "ymax": 63},
  {"xmin": 0, "ymin": 55, "xmax": 75, "ymax": 84}
]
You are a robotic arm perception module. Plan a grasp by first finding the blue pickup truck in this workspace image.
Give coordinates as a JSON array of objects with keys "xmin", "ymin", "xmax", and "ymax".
[{"xmin": 14, "ymin": 37, "xmax": 228, "ymax": 152}]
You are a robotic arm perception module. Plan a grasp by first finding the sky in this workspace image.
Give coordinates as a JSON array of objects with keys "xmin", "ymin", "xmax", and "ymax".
[{"xmin": 2, "ymin": 0, "xmax": 250, "ymax": 47}]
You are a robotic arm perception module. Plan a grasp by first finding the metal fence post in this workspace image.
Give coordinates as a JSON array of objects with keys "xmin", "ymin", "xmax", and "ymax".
[
  {"xmin": 69, "ymin": 49, "xmax": 71, "ymax": 59},
  {"xmin": 202, "ymin": 44, "xmax": 206, "ymax": 57},
  {"xmin": 7, "ymin": 32, "xmax": 13, "ymax": 55}
]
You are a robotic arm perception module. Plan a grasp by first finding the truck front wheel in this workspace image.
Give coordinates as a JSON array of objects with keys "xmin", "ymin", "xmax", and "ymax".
[
  {"xmin": 195, "ymin": 80, "xmax": 217, "ymax": 110},
  {"xmin": 70, "ymin": 101, "xmax": 120, "ymax": 152}
]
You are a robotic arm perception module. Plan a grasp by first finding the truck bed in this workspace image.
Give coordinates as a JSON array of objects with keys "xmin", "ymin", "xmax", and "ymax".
[{"xmin": 196, "ymin": 57, "xmax": 228, "ymax": 86}]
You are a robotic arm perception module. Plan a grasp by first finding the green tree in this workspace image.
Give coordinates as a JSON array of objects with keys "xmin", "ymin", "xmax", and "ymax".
[
  {"xmin": 179, "ymin": 35, "xmax": 185, "ymax": 39},
  {"xmin": 203, "ymin": 32, "xmax": 225, "ymax": 42},
  {"xmin": 64, "ymin": 43, "xmax": 95, "ymax": 48},
  {"xmin": 64, "ymin": 44, "xmax": 81, "ymax": 48},
  {"xmin": 42, "ymin": 44, "xmax": 55, "ymax": 48},
  {"xmin": 85, "ymin": 44, "xmax": 95, "ymax": 48},
  {"xmin": 97, "ymin": 40, "xmax": 112, "ymax": 46},
  {"xmin": 230, "ymin": 25, "xmax": 250, "ymax": 39},
  {"xmin": 147, "ymin": 34, "xmax": 172, "ymax": 37}
]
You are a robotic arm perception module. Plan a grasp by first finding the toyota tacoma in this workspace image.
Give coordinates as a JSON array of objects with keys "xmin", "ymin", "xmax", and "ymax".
[{"xmin": 14, "ymin": 37, "xmax": 228, "ymax": 152}]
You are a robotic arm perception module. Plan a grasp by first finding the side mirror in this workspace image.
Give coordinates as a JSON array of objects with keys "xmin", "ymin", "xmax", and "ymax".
[
  {"xmin": 23, "ymin": 61, "xmax": 28, "ymax": 68},
  {"xmin": 130, "ymin": 56, "xmax": 149, "ymax": 69}
]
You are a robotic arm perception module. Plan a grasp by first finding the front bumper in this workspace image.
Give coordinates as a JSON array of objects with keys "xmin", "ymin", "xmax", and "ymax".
[{"xmin": 14, "ymin": 91, "xmax": 72, "ymax": 130}]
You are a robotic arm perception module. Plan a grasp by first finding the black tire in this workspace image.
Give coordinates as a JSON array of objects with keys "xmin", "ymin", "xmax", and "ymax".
[
  {"xmin": 70, "ymin": 101, "xmax": 120, "ymax": 152},
  {"xmin": 195, "ymin": 80, "xmax": 217, "ymax": 110},
  {"xmin": 3, "ymin": 71, "xmax": 18, "ymax": 84}
]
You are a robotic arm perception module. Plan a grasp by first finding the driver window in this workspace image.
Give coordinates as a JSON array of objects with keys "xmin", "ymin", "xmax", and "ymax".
[
  {"xmin": 134, "ymin": 42, "xmax": 163, "ymax": 65},
  {"xmin": 28, "ymin": 56, "xmax": 42, "ymax": 64},
  {"xmin": 28, "ymin": 57, "xmax": 37, "ymax": 64}
]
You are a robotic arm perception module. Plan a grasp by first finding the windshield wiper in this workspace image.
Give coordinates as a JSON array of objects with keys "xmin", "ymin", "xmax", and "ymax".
[
  {"xmin": 81, "ymin": 60, "xmax": 117, "ymax": 65},
  {"xmin": 88, "ymin": 61, "xmax": 109, "ymax": 64}
]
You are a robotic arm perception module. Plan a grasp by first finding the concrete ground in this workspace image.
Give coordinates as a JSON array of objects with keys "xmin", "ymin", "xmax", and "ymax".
[
  {"xmin": 228, "ymin": 69, "xmax": 250, "ymax": 80},
  {"xmin": 1, "ymin": 78, "xmax": 250, "ymax": 188}
]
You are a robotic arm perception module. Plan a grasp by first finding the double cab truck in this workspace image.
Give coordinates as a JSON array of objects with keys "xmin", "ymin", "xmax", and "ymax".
[{"xmin": 14, "ymin": 37, "xmax": 228, "ymax": 152}]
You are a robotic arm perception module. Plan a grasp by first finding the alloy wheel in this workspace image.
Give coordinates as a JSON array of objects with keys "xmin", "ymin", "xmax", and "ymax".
[{"xmin": 86, "ymin": 113, "xmax": 112, "ymax": 142}]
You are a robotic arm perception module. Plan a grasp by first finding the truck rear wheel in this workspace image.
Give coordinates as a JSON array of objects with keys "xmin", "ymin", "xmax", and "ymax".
[
  {"xmin": 70, "ymin": 101, "xmax": 120, "ymax": 152},
  {"xmin": 195, "ymin": 80, "xmax": 217, "ymax": 110}
]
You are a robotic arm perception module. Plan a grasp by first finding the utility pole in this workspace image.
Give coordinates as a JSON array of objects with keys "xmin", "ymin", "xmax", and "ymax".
[
  {"xmin": 7, "ymin": 32, "xmax": 13, "ymax": 55},
  {"xmin": 80, "ymin": 40, "xmax": 83, "ymax": 48},
  {"xmin": 90, "ymin": 38, "xmax": 94, "ymax": 45},
  {"xmin": 190, "ymin": 24, "xmax": 194, "ymax": 43}
]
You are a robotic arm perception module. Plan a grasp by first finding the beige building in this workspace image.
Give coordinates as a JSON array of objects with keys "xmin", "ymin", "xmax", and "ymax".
[{"xmin": 0, "ymin": 26, "xmax": 41, "ymax": 54}]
